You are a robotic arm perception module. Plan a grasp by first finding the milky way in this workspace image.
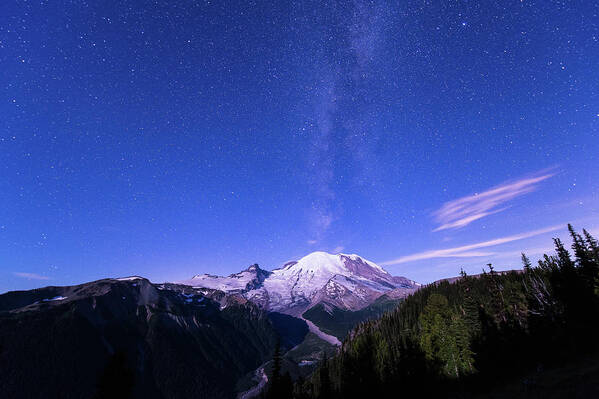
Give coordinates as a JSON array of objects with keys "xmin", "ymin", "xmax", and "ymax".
[{"xmin": 1, "ymin": 0, "xmax": 598, "ymax": 292}]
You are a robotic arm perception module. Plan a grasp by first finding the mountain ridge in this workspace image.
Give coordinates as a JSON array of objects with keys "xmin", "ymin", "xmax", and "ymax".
[
  {"xmin": 178, "ymin": 251, "xmax": 420, "ymax": 316},
  {"xmin": 0, "ymin": 276, "xmax": 301, "ymax": 399}
]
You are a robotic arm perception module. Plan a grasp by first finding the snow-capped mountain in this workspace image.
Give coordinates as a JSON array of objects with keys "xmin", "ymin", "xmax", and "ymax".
[
  {"xmin": 178, "ymin": 252, "xmax": 420, "ymax": 315},
  {"xmin": 181, "ymin": 264, "xmax": 271, "ymax": 293}
]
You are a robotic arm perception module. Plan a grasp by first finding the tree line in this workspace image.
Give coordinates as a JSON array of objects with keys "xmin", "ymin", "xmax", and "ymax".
[{"xmin": 263, "ymin": 225, "xmax": 599, "ymax": 398}]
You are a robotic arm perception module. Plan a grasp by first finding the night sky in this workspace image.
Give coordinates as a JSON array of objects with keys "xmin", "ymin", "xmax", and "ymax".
[{"xmin": 2, "ymin": 1, "xmax": 598, "ymax": 293}]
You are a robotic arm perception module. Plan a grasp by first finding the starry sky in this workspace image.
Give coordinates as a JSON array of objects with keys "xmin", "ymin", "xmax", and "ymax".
[{"xmin": 2, "ymin": 1, "xmax": 598, "ymax": 293}]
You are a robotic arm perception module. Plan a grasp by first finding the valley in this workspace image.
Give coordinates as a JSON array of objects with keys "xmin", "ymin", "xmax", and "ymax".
[{"xmin": 0, "ymin": 251, "xmax": 416, "ymax": 399}]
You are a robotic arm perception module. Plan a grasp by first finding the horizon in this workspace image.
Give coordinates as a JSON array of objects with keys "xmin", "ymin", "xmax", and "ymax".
[
  {"xmin": 4, "ymin": 224, "xmax": 599, "ymax": 294},
  {"xmin": 2, "ymin": 1, "xmax": 598, "ymax": 294}
]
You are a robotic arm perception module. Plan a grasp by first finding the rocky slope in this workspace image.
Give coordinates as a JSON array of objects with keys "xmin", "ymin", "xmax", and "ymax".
[{"xmin": 0, "ymin": 277, "xmax": 305, "ymax": 399}]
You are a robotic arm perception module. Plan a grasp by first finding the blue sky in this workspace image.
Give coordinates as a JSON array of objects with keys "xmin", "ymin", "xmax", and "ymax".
[{"xmin": 1, "ymin": 1, "xmax": 598, "ymax": 293}]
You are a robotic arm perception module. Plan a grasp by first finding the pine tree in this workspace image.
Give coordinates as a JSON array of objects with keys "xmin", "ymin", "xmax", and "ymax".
[
  {"xmin": 583, "ymin": 229, "xmax": 599, "ymax": 262},
  {"xmin": 272, "ymin": 340, "xmax": 281, "ymax": 385},
  {"xmin": 568, "ymin": 224, "xmax": 598, "ymax": 295},
  {"xmin": 265, "ymin": 340, "xmax": 292, "ymax": 399},
  {"xmin": 450, "ymin": 311, "xmax": 475, "ymax": 375},
  {"xmin": 485, "ymin": 263, "xmax": 507, "ymax": 323},
  {"xmin": 553, "ymin": 238, "xmax": 574, "ymax": 271},
  {"xmin": 538, "ymin": 254, "xmax": 558, "ymax": 272},
  {"xmin": 521, "ymin": 253, "xmax": 532, "ymax": 272},
  {"xmin": 581, "ymin": 229, "xmax": 599, "ymax": 296},
  {"xmin": 419, "ymin": 294, "xmax": 474, "ymax": 378},
  {"xmin": 461, "ymin": 271, "xmax": 481, "ymax": 337},
  {"xmin": 569, "ymin": 224, "xmax": 591, "ymax": 266}
]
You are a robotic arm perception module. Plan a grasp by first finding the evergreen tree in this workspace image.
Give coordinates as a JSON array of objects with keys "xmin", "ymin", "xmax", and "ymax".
[
  {"xmin": 265, "ymin": 340, "xmax": 292, "ymax": 399},
  {"xmin": 569, "ymin": 225, "xmax": 591, "ymax": 266},
  {"xmin": 271, "ymin": 339, "xmax": 281, "ymax": 387},
  {"xmin": 461, "ymin": 271, "xmax": 481, "ymax": 337},
  {"xmin": 553, "ymin": 238, "xmax": 574, "ymax": 270},
  {"xmin": 569, "ymin": 224, "xmax": 598, "ymax": 293},
  {"xmin": 582, "ymin": 229, "xmax": 599, "ymax": 296},
  {"xmin": 419, "ymin": 294, "xmax": 473, "ymax": 378},
  {"xmin": 583, "ymin": 229, "xmax": 599, "ymax": 262},
  {"xmin": 485, "ymin": 263, "xmax": 507, "ymax": 323},
  {"xmin": 521, "ymin": 253, "xmax": 532, "ymax": 272},
  {"xmin": 538, "ymin": 254, "xmax": 558, "ymax": 272}
]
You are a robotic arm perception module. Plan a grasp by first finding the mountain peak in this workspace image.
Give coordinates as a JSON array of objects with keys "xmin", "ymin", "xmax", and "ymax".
[
  {"xmin": 179, "ymin": 251, "xmax": 419, "ymax": 314},
  {"xmin": 243, "ymin": 263, "xmax": 262, "ymax": 273},
  {"xmin": 286, "ymin": 252, "xmax": 351, "ymax": 276},
  {"xmin": 297, "ymin": 251, "xmax": 337, "ymax": 260},
  {"xmin": 287, "ymin": 251, "xmax": 387, "ymax": 275}
]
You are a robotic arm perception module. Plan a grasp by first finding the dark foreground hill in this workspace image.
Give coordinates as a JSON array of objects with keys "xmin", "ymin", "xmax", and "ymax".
[
  {"xmin": 0, "ymin": 277, "xmax": 307, "ymax": 399},
  {"xmin": 289, "ymin": 225, "xmax": 599, "ymax": 399}
]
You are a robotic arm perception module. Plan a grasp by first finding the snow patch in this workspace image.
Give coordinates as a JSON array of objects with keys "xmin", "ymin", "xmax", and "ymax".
[
  {"xmin": 299, "ymin": 360, "xmax": 317, "ymax": 367},
  {"xmin": 116, "ymin": 276, "xmax": 143, "ymax": 281},
  {"xmin": 42, "ymin": 296, "xmax": 67, "ymax": 302},
  {"xmin": 340, "ymin": 253, "xmax": 386, "ymax": 273}
]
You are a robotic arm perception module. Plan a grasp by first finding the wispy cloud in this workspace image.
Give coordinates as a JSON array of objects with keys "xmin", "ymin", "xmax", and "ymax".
[
  {"xmin": 13, "ymin": 272, "xmax": 50, "ymax": 280},
  {"xmin": 332, "ymin": 245, "xmax": 345, "ymax": 253},
  {"xmin": 432, "ymin": 171, "xmax": 555, "ymax": 232},
  {"xmin": 381, "ymin": 224, "xmax": 562, "ymax": 266},
  {"xmin": 491, "ymin": 246, "xmax": 556, "ymax": 260}
]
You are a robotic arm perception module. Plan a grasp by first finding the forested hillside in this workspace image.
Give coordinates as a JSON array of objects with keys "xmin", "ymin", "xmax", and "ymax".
[
  {"xmin": 302, "ymin": 295, "xmax": 402, "ymax": 340},
  {"xmin": 265, "ymin": 225, "xmax": 599, "ymax": 398}
]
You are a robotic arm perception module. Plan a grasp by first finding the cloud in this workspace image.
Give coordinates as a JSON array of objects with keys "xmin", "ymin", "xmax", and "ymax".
[
  {"xmin": 491, "ymin": 246, "xmax": 556, "ymax": 260},
  {"xmin": 332, "ymin": 245, "xmax": 345, "ymax": 253},
  {"xmin": 381, "ymin": 224, "xmax": 563, "ymax": 266},
  {"xmin": 432, "ymin": 171, "xmax": 555, "ymax": 231},
  {"xmin": 13, "ymin": 272, "xmax": 50, "ymax": 280}
]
